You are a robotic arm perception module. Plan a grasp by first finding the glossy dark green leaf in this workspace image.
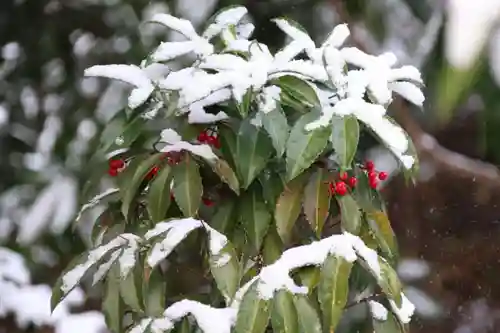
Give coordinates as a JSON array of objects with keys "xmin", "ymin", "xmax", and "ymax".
[
  {"xmin": 207, "ymin": 158, "xmax": 240, "ymax": 195},
  {"xmin": 275, "ymin": 175, "xmax": 307, "ymax": 243},
  {"xmin": 262, "ymin": 107, "xmax": 289, "ymax": 157},
  {"xmin": 262, "ymin": 227, "xmax": 283, "ymax": 265},
  {"xmin": 144, "ymin": 267, "xmax": 166, "ymax": 317},
  {"xmin": 318, "ymin": 255, "xmax": 354, "ymax": 333},
  {"xmin": 337, "ymin": 194, "xmax": 362, "ymax": 235},
  {"xmin": 303, "ymin": 168, "xmax": 330, "ymax": 237},
  {"xmin": 219, "ymin": 125, "xmax": 238, "ymax": 169},
  {"xmin": 259, "ymin": 172, "xmax": 285, "ymax": 210},
  {"xmin": 119, "ymin": 255, "xmax": 144, "ymax": 313},
  {"xmin": 240, "ymin": 185, "xmax": 272, "ymax": 252},
  {"xmin": 51, "ymin": 253, "xmax": 87, "ymax": 311},
  {"xmin": 330, "ymin": 115, "xmax": 359, "ymax": 169},
  {"xmin": 234, "ymin": 281, "xmax": 270, "ymax": 333},
  {"xmin": 352, "ymin": 166, "xmax": 385, "ymax": 213},
  {"xmin": 285, "ymin": 112, "xmax": 331, "ymax": 181},
  {"xmin": 103, "ymin": 265, "xmax": 124, "ymax": 333},
  {"xmin": 271, "ymin": 290, "xmax": 299, "ymax": 333},
  {"xmin": 72, "ymin": 189, "xmax": 120, "ymax": 230},
  {"xmin": 366, "ymin": 211, "xmax": 399, "ymax": 263},
  {"xmin": 210, "ymin": 199, "xmax": 236, "ymax": 234},
  {"xmin": 293, "ymin": 295, "xmax": 322, "ymax": 333},
  {"xmin": 235, "ymin": 120, "xmax": 274, "ymax": 188},
  {"xmin": 147, "ymin": 164, "xmax": 173, "ymax": 223},
  {"xmin": 297, "ymin": 266, "xmax": 321, "ymax": 292},
  {"xmin": 99, "ymin": 111, "xmax": 146, "ymax": 153},
  {"xmin": 275, "ymin": 75, "xmax": 320, "ymax": 108},
  {"xmin": 237, "ymin": 89, "xmax": 253, "ymax": 117},
  {"xmin": 378, "ymin": 260, "xmax": 403, "ymax": 307},
  {"xmin": 209, "ymin": 243, "xmax": 240, "ymax": 301},
  {"xmin": 121, "ymin": 153, "xmax": 163, "ymax": 219},
  {"xmin": 172, "ymin": 154, "xmax": 203, "ymax": 217}
]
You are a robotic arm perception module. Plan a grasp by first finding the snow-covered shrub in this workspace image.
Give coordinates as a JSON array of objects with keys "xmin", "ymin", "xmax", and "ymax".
[{"xmin": 52, "ymin": 5, "xmax": 424, "ymax": 333}]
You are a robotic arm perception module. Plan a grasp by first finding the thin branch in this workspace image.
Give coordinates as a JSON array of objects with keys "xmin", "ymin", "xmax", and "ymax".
[{"xmin": 346, "ymin": 293, "xmax": 383, "ymax": 309}]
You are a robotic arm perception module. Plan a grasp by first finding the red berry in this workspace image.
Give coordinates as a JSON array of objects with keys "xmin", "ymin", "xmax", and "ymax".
[
  {"xmin": 339, "ymin": 171, "xmax": 348, "ymax": 181},
  {"xmin": 202, "ymin": 198, "xmax": 214, "ymax": 207},
  {"xmin": 197, "ymin": 131, "xmax": 208, "ymax": 143},
  {"xmin": 170, "ymin": 192, "xmax": 174, "ymax": 200},
  {"xmin": 328, "ymin": 182, "xmax": 336, "ymax": 195},
  {"xmin": 348, "ymin": 177, "xmax": 358, "ymax": 188},
  {"xmin": 109, "ymin": 159, "xmax": 124, "ymax": 169},
  {"xmin": 369, "ymin": 178, "xmax": 378, "ymax": 189},
  {"xmin": 365, "ymin": 160, "xmax": 375, "ymax": 171},
  {"xmin": 336, "ymin": 181, "xmax": 347, "ymax": 196},
  {"xmin": 206, "ymin": 135, "xmax": 217, "ymax": 147},
  {"xmin": 367, "ymin": 171, "xmax": 378, "ymax": 181},
  {"xmin": 108, "ymin": 168, "xmax": 118, "ymax": 177},
  {"xmin": 147, "ymin": 166, "xmax": 160, "ymax": 179},
  {"xmin": 378, "ymin": 172, "xmax": 388, "ymax": 181},
  {"xmin": 212, "ymin": 136, "xmax": 221, "ymax": 149}
]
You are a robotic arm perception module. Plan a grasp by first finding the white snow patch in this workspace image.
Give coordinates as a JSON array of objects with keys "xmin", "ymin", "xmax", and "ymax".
[
  {"xmin": 161, "ymin": 141, "xmax": 218, "ymax": 161},
  {"xmin": 389, "ymin": 292, "xmax": 415, "ymax": 324},
  {"xmin": 369, "ymin": 301, "xmax": 388, "ymax": 321}
]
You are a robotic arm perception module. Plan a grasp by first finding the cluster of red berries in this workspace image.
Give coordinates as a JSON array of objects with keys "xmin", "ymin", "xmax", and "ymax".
[
  {"xmin": 197, "ymin": 130, "xmax": 220, "ymax": 149},
  {"xmin": 363, "ymin": 160, "xmax": 388, "ymax": 189},
  {"xmin": 327, "ymin": 171, "xmax": 358, "ymax": 196},
  {"xmin": 108, "ymin": 159, "xmax": 125, "ymax": 177}
]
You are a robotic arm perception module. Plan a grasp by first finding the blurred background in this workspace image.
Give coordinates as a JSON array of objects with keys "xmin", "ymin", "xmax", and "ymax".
[{"xmin": 1, "ymin": 0, "xmax": 500, "ymax": 332}]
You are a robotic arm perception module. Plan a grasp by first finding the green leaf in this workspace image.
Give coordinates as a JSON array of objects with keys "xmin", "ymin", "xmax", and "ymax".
[
  {"xmin": 293, "ymin": 295, "xmax": 322, "ymax": 333},
  {"xmin": 296, "ymin": 267, "xmax": 320, "ymax": 292},
  {"xmin": 144, "ymin": 267, "xmax": 166, "ymax": 317},
  {"xmin": 99, "ymin": 110, "xmax": 146, "ymax": 153},
  {"xmin": 372, "ymin": 309, "xmax": 405, "ymax": 333},
  {"xmin": 366, "ymin": 211, "xmax": 399, "ymax": 264},
  {"xmin": 119, "ymin": 255, "xmax": 144, "ymax": 313},
  {"xmin": 172, "ymin": 154, "xmax": 203, "ymax": 217},
  {"xmin": 271, "ymin": 290, "xmax": 299, "ymax": 333},
  {"xmin": 402, "ymin": 132, "xmax": 419, "ymax": 185},
  {"xmin": 239, "ymin": 185, "xmax": 272, "ymax": 252},
  {"xmin": 219, "ymin": 125, "xmax": 238, "ymax": 169},
  {"xmin": 378, "ymin": 260, "xmax": 403, "ymax": 307},
  {"xmin": 330, "ymin": 115, "xmax": 359, "ymax": 169},
  {"xmin": 275, "ymin": 175, "xmax": 307, "ymax": 243},
  {"xmin": 103, "ymin": 266, "xmax": 124, "ymax": 333},
  {"xmin": 207, "ymin": 159, "xmax": 240, "ymax": 195},
  {"xmin": 237, "ymin": 89, "xmax": 253, "ymax": 117},
  {"xmin": 303, "ymin": 168, "xmax": 330, "ymax": 237},
  {"xmin": 352, "ymin": 166, "xmax": 385, "ymax": 212},
  {"xmin": 209, "ymin": 243, "xmax": 240, "ymax": 301},
  {"xmin": 121, "ymin": 153, "xmax": 163, "ymax": 219},
  {"xmin": 147, "ymin": 164, "xmax": 173, "ymax": 223},
  {"xmin": 275, "ymin": 75, "xmax": 320, "ymax": 108},
  {"xmin": 210, "ymin": 199, "xmax": 236, "ymax": 234},
  {"xmin": 262, "ymin": 227, "xmax": 283, "ymax": 265},
  {"xmin": 285, "ymin": 112, "xmax": 331, "ymax": 181},
  {"xmin": 234, "ymin": 281, "xmax": 270, "ymax": 333},
  {"xmin": 235, "ymin": 120, "xmax": 274, "ymax": 188},
  {"xmin": 318, "ymin": 255, "xmax": 354, "ymax": 333},
  {"xmin": 262, "ymin": 107, "xmax": 289, "ymax": 157},
  {"xmin": 51, "ymin": 253, "xmax": 86, "ymax": 311},
  {"xmin": 336, "ymin": 194, "xmax": 362, "ymax": 235},
  {"xmin": 259, "ymin": 172, "xmax": 285, "ymax": 211}
]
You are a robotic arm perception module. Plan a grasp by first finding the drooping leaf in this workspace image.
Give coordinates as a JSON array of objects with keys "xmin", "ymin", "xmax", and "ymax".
[
  {"xmin": 172, "ymin": 154, "xmax": 203, "ymax": 217},
  {"xmin": 294, "ymin": 295, "xmax": 322, "ymax": 333},
  {"xmin": 271, "ymin": 290, "xmax": 299, "ymax": 333},
  {"xmin": 366, "ymin": 211, "xmax": 399, "ymax": 264},
  {"xmin": 285, "ymin": 112, "xmax": 331, "ymax": 181},
  {"xmin": 275, "ymin": 75, "xmax": 320, "ymax": 108},
  {"xmin": 239, "ymin": 184, "xmax": 272, "ymax": 252},
  {"xmin": 103, "ymin": 266, "xmax": 124, "ymax": 333},
  {"xmin": 144, "ymin": 267, "xmax": 166, "ymax": 317},
  {"xmin": 262, "ymin": 227, "xmax": 284, "ymax": 265},
  {"xmin": 318, "ymin": 255, "xmax": 354, "ymax": 333},
  {"xmin": 98, "ymin": 110, "xmax": 146, "ymax": 154},
  {"xmin": 303, "ymin": 168, "xmax": 330, "ymax": 237},
  {"xmin": 336, "ymin": 194, "xmax": 362, "ymax": 235},
  {"xmin": 234, "ymin": 281, "xmax": 271, "ymax": 333},
  {"xmin": 119, "ymin": 255, "xmax": 144, "ymax": 313},
  {"xmin": 262, "ymin": 106, "xmax": 289, "ymax": 157},
  {"xmin": 209, "ymin": 243, "xmax": 240, "ymax": 301},
  {"xmin": 330, "ymin": 115, "xmax": 359, "ymax": 169},
  {"xmin": 402, "ymin": 132, "xmax": 419, "ymax": 185},
  {"xmin": 219, "ymin": 125, "xmax": 238, "ymax": 169},
  {"xmin": 121, "ymin": 153, "xmax": 164, "ymax": 219},
  {"xmin": 372, "ymin": 308, "xmax": 405, "ymax": 333},
  {"xmin": 378, "ymin": 260, "xmax": 403, "ymax": 307},
  {"xmin": 275, "ymin": 175, "xmax": 307, "ymax": 243},
  {"xmin": 147, "ymin": 164, "xmax": 173, "ymax": 223},
  {"xmin": 51, "ymin": 253, "xmax": 86, "ymax": 311},
  {"xmin": 259, "ymin": 172, "xmax": 285, "ymax": 211},
  {"xmin": 235, "ymin": 120, "xmax": 274, "ymax": 188},
  {"xmin": 206, "ymin": 158, "xmax": 240, "ymax": 194}
]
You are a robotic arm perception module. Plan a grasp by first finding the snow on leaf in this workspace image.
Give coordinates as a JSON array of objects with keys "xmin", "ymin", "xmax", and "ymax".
[
  {"xmin": 389, "ymin": 81, "xmax": 425, "ymax": 106},
  {"xmin": 203, "ymin": 6, "xmax": 249, "ymax": 40},
  {"xmin": 258, "ymin": 85, "xmax": 281, "ymax": 114},
  {"xmin": 389, "ymin": 292, "xmax": 415, "ymax": 324},
  {"xmin": 74, "ymin": 188, "xmax": 119, "ymax": 223},
  {"xmin": 149, "ymin": 13, "xmax": 199, "ymax": 40},
  {"xmin": 152, "ymin": 40, "xmax": 213, "ymax": 62},
  {"xmin": 84, "ymin": 65, "xmax": 151, "ymax": 88},
  {"xmin": 118, "ymin": 237, "xmax": 140, "ymax": 278},
  {"xmin": 369, "ymin": 301, "xmax": 389, "ymax": 321},
  {"xmin": 160, "ymin": 129, "xmax": 182, "ymax": 144},
  {"xmin": 322, "ymin": 23, "xmax": 350, "ymax": 49},
  {"xmin": 0, "ymin": 247, "xmax": 31, "ymax": 285},
  {"xmin": 161, "ymin": 141, "xmax": 218, "ymax": 161},
  {"xmin": 91, "ymin": 249, "xmax": 121, "ymax": 285}
]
